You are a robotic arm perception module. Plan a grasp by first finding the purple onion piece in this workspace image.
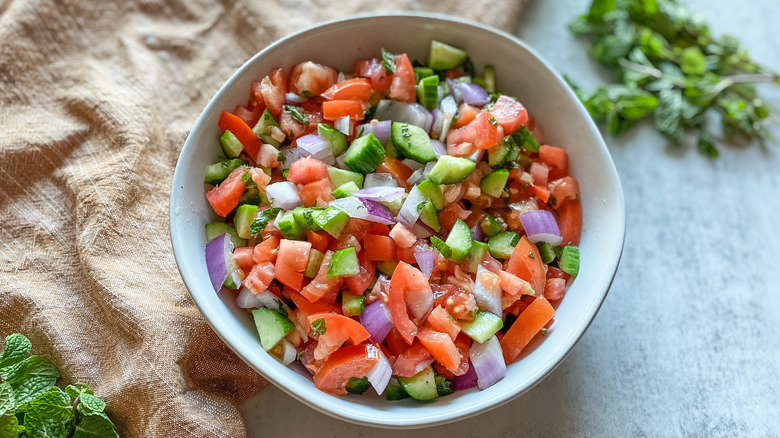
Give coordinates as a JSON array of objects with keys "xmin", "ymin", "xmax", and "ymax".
[
  {"xmin": 470, "ymin": 335, "xmax": 506, "ymax": 390},
  {"xmin": 335, "ymin": 116, "xmax": 352, "ymax": 136},
  {"xmin": 520, "ymin": 209, "xmax": 562, "ymax": 245},
  {"xmin": 414, "ymin": 249, "xmax": 437, "ymax": 280},
  {"xmin": 473, "ymin": 265, "xmax": 502, "ymax": 317},
  {"xmin": 364, "ymin": 173, "xmax": 398, "ymax": 188},
  {"xmin": 353, "ymin": 186, "xmax": 406, "ymax": 202},
  {"xmin": 446, "ymin": 78, "xmax": 463, "ymax": 104},
  {"xmin": 296, "ymin": 134, "xmax": 335, "ymax": 165},
  {"xmin": 411, "ymin": 221, "xmax": 434, "ymax": 239},
  {"xmin": 460, "ymin": 83, "xmax": 490, "ymax": 106},
  {"xmin": 358, "ymin": 120, "xmax": 392, "ymax": 145},
  {"xmin": 205, "ymin": 233, "xmax": 232, "ymax": 292},
  {"xmin": 359, "ymin": 198, "xmax": 396, "ymax": 225},
  {"xmin": 397, "ymin": 185, "xmax": 426, "ymax": 228},
  {"xmin": 452, "ymin": 360, "xmax": 478, "ymax": 391},
  {"xmin": 360, "ymin": 300, "xmax": 394, "ymax": 343},
  {"xmin": 430, "ymin": 109, "xmax": 443, "ymax": 139},
  {"xmin": 470, "ymin": 222, "xmax": 483, "ymax": 241},
  {"xmin": 431, "ymin": 139, "xmax": 447, "ymax": 158}
]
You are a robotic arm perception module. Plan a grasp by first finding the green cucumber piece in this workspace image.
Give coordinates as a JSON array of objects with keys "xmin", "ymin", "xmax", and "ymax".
[
  {"xmin": 467, "ymin": 241, "xmax": 489, "ymax": 274},
  {"xmin": 344, "ymin": 133, "xmax": 386, "ymax": 174},
  {"xmin": 327, "ymin": 247, "xmax": 360, "ymax": 278},
  {"xmin": 480, "ymin": 169, "xmax": 509, "ymax": 198},
  {"xmin": 488, "ymin": 231, "xmax": 520, "ymax": 259},
  {"xmin": 398, "ymin": 366, "xmax": 438, "ymax": 401},
  {"xmin": 385, "ymin": 382, "xmax": 410, "ymax": 400},
  {"xmin": 413, "ymin": 67, "xmax": 435, "ymax": 82},
  {"xmin": 205, "ymin": 222, "xmax": 246, "ymax": 248},
  {"xmin": 341, "ymin": 292, "xmax": 365, "ymax": 317},
  {"xmin": 380, "ymin": 197, "xmax": 403, "ymax": 214},
  {"xmin": 318, "ymin": 123, "xmax": 348, "ymax": 156},
  {"xmin": 391, "ymin": 122, "xmax": 436, "ymax": 164},
  {"xmin": 559, "ymin": 245, "xmax": 580, "ymax": 276},
  {"xmin": 332, "ymin": 181, "xmax": 360, "ymax": 198},
  {"xmin": 512, "ymin": 126, "xmax": 540, "ymax": 152},
  {"xmin": 536, "ymin": 241, "xmax": 556, "ymax": 265},
  {"xmin": 234, "ymin": 204, "xmax": 259, "ymax": 239},
  {"xmin": 384, "ymin": 134, "xmax": 405, "ymax": 160},
  {"xmin": 460, "ymin": 311, "xmax": 503, "ymax": 343},
  {"xmin": 484, "ymin": 65, "xmax": 496, "ymax": 93},
  {"xmin": 429, "ymin": 40, "xmax": 468, "ymax": 70},
  {"xmin": 430, "ymin": 235, "xmax": 452, "ymax": 258},
  {"xmin": 292, "ymin": 206, "xmax": 322, "ymax": 231},
  {"xmin": 417, "ymin": 179, "xmax": 446, "ymax": 211},
  {"xmin": 445, "ymin": 219, "xmax": 472, "ymax": 263},
  {"xmin": 487, "ymin": 136, "xmax": 513, "ymax": 168},
  {"xmin": 252, "ymin": 308, "xmax": 295, "ymax": 351},
  {"xmin": 223, "ymin": 254, "xmax": 244, "ymax": 289},
  {"xmin": 427, "ymin": 156, "xmax": 476, "ymax": 184},
  {"xmin": 277, "ymin": 210, "xmax": 306, "ymax": 240},
  {"xmin": 345, "ymin": 377, "xmax": 371, "ymax": 395},
  {"xmin": 313, "ymin": 206, "xmax": 349, "ymax": 238},
  {"xmin": 327, "ymin": 166, "xmax": 364, "ymax": 189},
  {"xmin": 205, "ymin": 159, "xmax": 246, "ymax": 185},
  {"xmin": 219, "ymin": 130, "xmax": 244, "ymax": 158},
  {"xmin": 417, "ymin": 75, "xmax": 440, "ymax": 111},
  {"xmin": 480, "ymin": 215, "xmax": 504, "ymax": 237},
  {"xmin": 305, "ymin": 249, "xmax": 325, "ymax": 278},
  {"xmin": 376, "ymin": 260, "xmax": 398, "ymax": 276},
  {"xmin": 418, "ymin": 200, "xmax": 441, "ymax": 233},
  {"xmin": 253, "ymin": 109, "xmax": 281, "ymax": 147}
]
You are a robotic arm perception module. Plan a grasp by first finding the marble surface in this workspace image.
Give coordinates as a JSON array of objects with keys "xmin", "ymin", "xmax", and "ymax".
[{"xmin": 242, "ymin": 1, "xmax": 780, "ymax": 435}]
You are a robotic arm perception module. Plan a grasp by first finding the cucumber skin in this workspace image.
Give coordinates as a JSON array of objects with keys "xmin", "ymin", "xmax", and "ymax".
[
  {"xmin": 398, "ymin": 366, "xmax": 439, "ymax": 401},
  {"xmin": 205, "ymin": 222, "xmax": 247, "ymax": 248},
  {"xmin": 391, "ymin": 122, "xmax": 436, "ymax": 164},
  {"xmin": 445, "ymin": 219, "xmax": 473, "ymax": 263},
  {"xmin": 344, "ymin": 133, "xmax": 386, "ymax": 174}
]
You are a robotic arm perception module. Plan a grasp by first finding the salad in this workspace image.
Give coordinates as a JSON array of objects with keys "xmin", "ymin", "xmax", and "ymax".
[{"xmin": 203, "ymin": 40, "xmax": 582, "ymax": 400}]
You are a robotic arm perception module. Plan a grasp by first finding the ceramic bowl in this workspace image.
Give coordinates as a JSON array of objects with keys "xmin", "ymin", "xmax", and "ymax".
[{"xmin": 170, "ymin": 13, "xmax": 625, "ymax": 428}]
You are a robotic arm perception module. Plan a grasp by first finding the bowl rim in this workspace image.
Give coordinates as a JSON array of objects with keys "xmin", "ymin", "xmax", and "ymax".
[{"xmin": 170, "ymin": 11, "xmax": 626, "ymax": 429}]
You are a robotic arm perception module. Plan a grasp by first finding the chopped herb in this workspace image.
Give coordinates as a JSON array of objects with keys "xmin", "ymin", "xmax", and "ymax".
[
  {"xmin": 249, "ymin": 207, "xmax": 282, "ymax": 236},
  {"xmin": 242, "ymin": 171, "xmax": 257, "ymax": 188},
  {"xmin": 311, "ymin": 317, "xmax": 326, "ymax": 335},
  {"xmin": 300, "ymin": 90, "xmax": 315, "ymax": 98},
  {"xmin": 277, "ymin": 152, "xmax": 286, "ymax": 163},
  {"xmin": 381, "ymin": 48, "xmax": 396, "ymax": 74},
  {"xmin": 430, "ymin": 235, "xmax": 452, "ymax": 258},
  {"xmin": 488, "ymin": 117, "xmax": 498, "ymax": 128},
  {"xmin": 528, "ymin": 252, "xmax": 535, "ymax": 260},
  {"xmin": 284, "ymin": 105, "xmax": 309, "ymax": 126}
]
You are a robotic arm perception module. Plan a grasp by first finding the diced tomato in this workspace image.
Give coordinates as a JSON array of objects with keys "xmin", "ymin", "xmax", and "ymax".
[
  {"xmin": 544, "ymin": 277, "xmax": 566, "ymax": 301},
  {"xmin": 417, "ymin": 327, "xmax": 462, "ymax": 373},
  {"xmin": 538, "ymin": 145, "xmax": 569, "ymax": 180},
  {"xmin": 368, "ymin": 223, "xmax": 391, "ymax": 236},
  {"xmin": 500, "ymin": 296, "xmax": 556, "ymax": 364},
  {"xmin": 529, "ymin": 162, "xmax": 549, "ymax": 187},
  {"xmin": 299, "ymin": 179, "xmax": 334, "ymax": 207},
  {"xmin": 257, "ymin": 143, "xmax": 280, "ymax": 168},
  {"xmin": 355, "ymin": 58, "xmax": 393, "ymax": 93},
  {"xmin": 233, "ymin": 105, "xmax": 262, "ymax": 127},
  {"xmin": 288, "ymin": 61, "xmax": 338, "ymax": 97},
  {"xmin": 388, "ymin": 223, "xmax": 417, "ymax": 249},
  {"xmin": 498, "ymin": 270, "xmax": 534, "ymax": 298},
  {"xmin": 288, "ymin": 287, "xmax": 340, "ymax": 316},
  {"xmin": 260, "ymin": 68, "xmax": 287, "ymax": 116},
  {"xmin": 558, "ymin": 199, "xmax": 582, "ymax": 246},
  {"xmin": 308, "ymin": 312, "xmax": 371, "ymax": 361},
  {"xmin": 313, "ymin": 343, "xmax": 381, "ymax": 395},
  {"xmin": 247, "ymin": 167, "xmax": 271, "ymax": 190},
  {"xmin": 529, "ymin": 184, "xmax": 550, "ymax": 203},
  {"xmin": 480, "ymin": 253, "xmax": 503, "ymax": 273},
  {"xmin": 322, "ymin": 78, "xmax": 373, "ymax": 102},
  {"xmin": 253, "ymin": 235, "xmax": 280, "ymax": 264},
  {"xmin": 321, "ymin": 100, "xmax": 365, "ymax": 121},
  {"xmin": 364, "ymin": 234, "xmax": 397, "ymax": 262},
  {"xmin": 446, "ymin": 112, "xmax": 498, "ymax": 152},
  {"xmin": 426, "ymin": 305, "xmax": 460, "ymax": 341},
  {"xmin": 345, "ymin": 251, "xmax": 375, "ymax": 294},
  {"xmin": 392, "ymin": 341, "xmax": 434, "ymax": 377},
  {"xmin": 389, "ymin": 53, "xmax": 416, "ymax": 103},
  {"xmin": 453, "ymin": 103, "xmax": 480, "ymax": 129},
  {"xmin": 505, "ymin": 236, "xmax": 546, "ymax": 300},
  {"xmin": 549, "ymin": 176, "xmax": 580, "ymax": 209},
  {"xmin": 248, "ymin": 80, "xmax": 267, "ymax": 113},
  {"xmin": 287, "ymin": 156, "xmax": 329, "ymax": 186},
  {"xmin": 232, "ymin": 247, "xmax": 254, "ymax": 272},
  {"xmin": 489, "ymin": 95, "xmax": 528, "ymax": 135},
  {"xmin": 395, "ymin": 245, "xmax": 418, "ymax": 265},
  {"xmin": 388, "ymin": 262, "xmax": 431, "ymax": 345},
  {"xmin": 205, "ymin": 167, "xmax": 245, "ymax": 217},
  {"xmin": 279, "ymin": 111, "xmax": 306, "ymax": 140},
  {"xmin": 243, "ymin": 262, "xmax": 274, "ymax": 294},
  {"xmin": 300, "ymin": 250, "xmax": 342, "ymax": 302},
  {"xmin": 471, "ymin": 112, "xmax": 500, "ymax": 150},
  {"xmin": 375, "ymin": 156, "xmax": 413, "ymax": 190},
  {"xmin": 385, "ymin": 326, "xmax": 409, "ymax": 358},
  {"xmin": 275, "ymin": 239, "xmax": 311, "ymax": 291},
  {"xmin": 431, "ymin": 284, "xmax": 460, "ymax": 307},
  {"xmin": 217, "ymin": 111, "xmax": 263, "ymax": 160},
  {"xmin": 306, "ymin": 230, "xmax": 330, "ymax": 254},
  {"xmin": 438, "ymin": 203, "xmax": 471, "ymax": 232}
]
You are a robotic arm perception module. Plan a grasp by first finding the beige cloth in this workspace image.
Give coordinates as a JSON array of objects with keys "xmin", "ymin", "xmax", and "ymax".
[{"xmin": 0, "ymin": 0, "xmax": 526, "ymax": 436}]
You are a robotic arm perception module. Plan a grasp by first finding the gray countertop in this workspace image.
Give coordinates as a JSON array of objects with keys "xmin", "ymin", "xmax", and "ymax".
[{"xmin": 242, "ymin": 1, "xmax": 780, "ymax": 435}]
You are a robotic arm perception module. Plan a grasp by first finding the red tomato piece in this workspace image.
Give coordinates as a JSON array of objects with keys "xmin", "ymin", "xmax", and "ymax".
[
  {"xmin": 355, "ymin": 58, "xmax": 393, "ymax": 93},
  {"xmin": 364, "ymin": 234, "xmax": 397, "ymax": 262},
  {"xmin": 253, "ymin": 234, "xmax": 280, "ymax": 264},
  {"xmin": 505, "ymin": 236, "xmax": 546, "ymax": 298},
  {"xmin": 500, "ymin": 297, "xmax": 555, "ymax": 364},
  {"xmin": 205, "ymin": 167, "xmax": 245, "ymax": 217},
  {"xmin": 232, "ymin": 247, "xmax": 254, "ymax": 272},
  {"xmin": 321, "ymin": 78, "xmax": 373, "ymax": 102},
  {"xmin": 389, "ymin": 53, "xmax": 416, "ymax": 103},
  {"xmin": 217, "ymin": 111, "xmax": 263, "ymax": 160},
  {"xmin": 288, "ymin": 61, "xmax": 338, "ymax": 97},
  {"xmin": 345, "ymin": 251, "xmax": 375, "ymax": 295},
  {"xmin": 490, "ymin": 95, "xmax": 528, "ymax": 135},
  {"xmin": 260, "ymin": 68, "xmax": 287, "ymax": 116},
  {"xmin": 288, "ymin": 287, "xmax": 341, "ymax": 316},
  {"xmin": 558, "ymin": 199, "xmax": 582, "ymax": 246},
  {"xmin": 243, "ymin": 262, "xmax": 274, "ymax": 294},
  {"xmin": 388, "ymin": 262, "xmax": 431, "ymax": 345},
  {"xmin": 300, "ymin": 251, "xmax": 342, "ymax": 303},
  {"xmin": 375, "ymin": 156, "xmax": 413, "ymax": 190},
  {"xmin": 471, "ymin": 112, "xmax": 500, "ymax": 150},
  {"xmin": 308, "ymin": 312, "xmax": 371, "ymax": 361},
  {"xmin": 321, "ymin": 100, "xmax": 365, "ymax": 121},
  {"xmin": 305, "ymin": 230, "xmax": 330, "ymax": 254},
  {"xmin": 392, "ymin": 341, "xmax": 434, "ymax": 377},
  {"xmin": 298, "ymin": 179, "xmax": 334, "ymax": 207},
  {"xmin": 417, "ymin": 327, "xmax": 462, "ymax": 373},
  {"xmin": 313, "ymin": 343, "xmax": 381, "ymax": 395},
  {"xmin": 287, "ymin": 156, "xmax": 329, "ymax": 186},
  {"xmin": 549, "ymin": 176, "xmax": 580, "ymax": 209},
  {"xmin": 426, "ymin": 305, "xmax": 460, "ymax": 341},
  {"xmin": 538, "ymin": 145, "xmax": 569, "ymax": 180},
  {"xmin": 544, "ymin": 277, "xmax": 567, "ymax": 301}
]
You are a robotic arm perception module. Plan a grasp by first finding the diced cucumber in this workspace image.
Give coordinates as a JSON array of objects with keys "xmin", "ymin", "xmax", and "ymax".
[
  {"xmin": 559, "ymin": 245, "xmax": 580, "ymax": 276},
  {"xmin": 384, "ymin": 134, "xmax": 405, "ymax": 159},
  {"xmin": 535, "ymin": 241, "xmax": 556, "ymax": 264},
  {"xmin": 427, "ymin": 156, "xmax": 476, "ymax": 184},
  {"xmin": 468, "ymin": 241, "xmax": 489, "ymax": 274},
  {"xmin": 292, "ymin": 206, "xmax": 322, "ymax": 231},
  {"xmin": 313, "ymin": 206, "xmax": 349, "ymax": 238},
  {"xmin": 328, "ymin": 247, "xmax": 360, "ymax": 278},
  {"xmin": 429, "ymin": 40, "xmax": 468, "ymax": 71},
  {"xmin": 344, "ymin": 133, "xmax": 386, "ymax": 174},
  {"xmin": 277, "ymin": 210, "xmax": 306, "ymax": 240},
  {"xmin": 480, "ymin": 215, "xmax": 503, "ymax": 237},
  {"xmin": 385, "ymin": 381, "xmax": 409, "ymax": 400},
  {"xmin": 417, "ymin": 179, "xmax": 445, "ymax": 210},
  {"xmin": 430, "ymin": 235, "xmax": 452, "ymax": 258},
  {"xmin": 460, "ymin": 311, "xmax": 504, "ymax": 343},
  {"xmin": 318, "ymin": 123, "xmax": 348, "ymax": 156},
  {"xmin": 418, "ymin": 200, "xmax": 441, "ymax": 233},
  {"xmin": 305, "ymin": 249, "xmax": 325, "ymax": 278},
  {"xmin": 376, "ymin": 260, "xmax": 398, "ymax": 276},
  {"xmin": 480, "ymin": 169, "xmax": 509, "ymax": 198},
  {"xmin": 417, "ymin": 75, "xmax": 440, "ymax": 111},
  {"xmin": 341, "ymin": 292, "xmax": 365, "ymax": 317},
  {"xmin": 345, "ymin": 377, "xmax": 371, "ymax": 395},
  {"xmin": 398, "ymin": 366, "xmax": 438, "ymax": 401},
  {"xmin": 205, "ymin": 158, "xmax": 246, "ymax": 185},
  {"xmin": 488, "ymin": 231, "xmax": 520, "ymax": 259},
  {"xmin": 504, "ymin": 135, "xmax": 521, "ymax": 163},
  {"xmin": 391, "ymin": 122, "xmax": 436, "ymax": 164},
  {"xmin": 512, "ymin": 126, "xmax": 540, "ymax": 152},
  {"xmin": 445, "ymin": 219, "xmax": 472, "ymax": 263},
  {"xmin": 327, "ymin": 166, "xmax": 364, "ymax": 189},
  {"xmin": 205, "ymin": 222, "xmax": 246, "ymax": 248},
  {"xmin": 234, "ymin": 204, "xmax": 259, "ymax": 239},
  {"xmin": 253, "ymin": 109, "xmax": 281, "ymax": 147},
  {"xmin": 413, "ymin": 67, "xmax": 435, "ymax": 82},
  {"xmin": 252, "ymin": 308, "xmax": 295, "ymax": 351},
  {"xmin": 484, "ymin": 65, "xmax": 496, "ymax": 93},
  {"xmin": 332, "ymin": 181, "xmax": 359, "ymax": 198},
  {"xmin": 487, "ymin": 140, "xmax": 509, "ymax": 168},
  {"xmin": 238, "ymin": 188, "xmax": 264, "ymax": 208},
  {"xmin": 219, "ymin": 130, "xmax": 244, "ymax": 158}
]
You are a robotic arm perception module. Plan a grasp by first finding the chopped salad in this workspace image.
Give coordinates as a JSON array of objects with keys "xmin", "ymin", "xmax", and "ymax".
[{"xmin": 203, "ymin": 40, "xmax": 582, "ymax": 399}]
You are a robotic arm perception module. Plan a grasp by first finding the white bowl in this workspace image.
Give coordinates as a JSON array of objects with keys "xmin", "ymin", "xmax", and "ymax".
[{"xmin": 170, "ymin": 13, "xmax": 625, "ymax": 429}]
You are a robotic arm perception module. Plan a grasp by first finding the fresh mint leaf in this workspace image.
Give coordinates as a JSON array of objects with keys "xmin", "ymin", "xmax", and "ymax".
[
  {"xmin": 380, "ymin": 48, "xmax": 396, "ymax": 74},
  {"xmin": 0, "ymin": 382, "xmax": 18, "ymax": 438},
  {"xmin": 680, "ymin": 46, "xmax": 707, "ymax": 75},
  {"xmin": 64, "ymin": 383, "xmax": 92, "ymax": 400},
  {"xmin": 0, "ymin": 356, "xmax": 59, "ymax": 410},
  {"xmin": 283, "ymin": 105, "xmax": 309, "ymax": 126},
  {"xmin": 249, "ymin": 208, "xmax": 281, "ymax": 237},
  {"xmin": 587, "ymin": 0, "xmax": 615, "ymax": 22},
  {"xmin": 72, "ymin": 412, "xmax": 118, "ymax": 438},
  {"xmin": 654, "ymin": 88, "xmax": 684, "ymax": 144},
  {"xmin": 22, "ymin": 387, "xmax": 74, "ymax": 438},
  {"xmin": 75, "ymin": 394, "xmax": 105, "ymax": 416},
  {"xmin": 0, "ymin": 334, "xmax": 32, "ymax": 371}
]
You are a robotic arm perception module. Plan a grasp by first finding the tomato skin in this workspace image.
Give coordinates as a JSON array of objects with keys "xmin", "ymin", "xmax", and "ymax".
[
  {"xmin": 217, "ymin": 111, "xmax": 263, "ymax": 160},
  {"xmin": 388, "ymin": 262, "xmax": 432, "ymax": 345},
  {"xmin": 417, "ymin": 327, "xmax": 462, "ymax": 373},
  {"xmin": 205, "ymin": 167, "xmax": 245, "ymax": 217},
  {"xmin": 557, "ymin": 199, "xmax": 582, "ymax": 246},
  {"xmin": 389, "ymin": 53, "xmax": 416, "ymax": 103},
  {"xmin": 299, "ymin": 179, "xmax": 334, "ymax": 207},
  {"xmin": 392, "ymin": 341, "xmax": 434, "ymax": 377},
  {"xmin": 452, "ymin": 103, "xmax": 480, "ymax": 129},
  {"xmin": 471, "ymin": 112, "xmax": 500, "ymax": 150},
  {"xmin": 288, "ymin": 287, "xmax": 341, "ymax": 316},
  {"xmin": 322, "ymin": 78, "xmax": 373, "ymax": 102},
  {"xmin": 355, "ymin": 58, "xmax": 393, "ymax": 93},
  {"xmin": 253, "ymin": 235, "xmax": 280, "ymax": 264},
  {"xmin": 306, "ymin": 230, "xmax": 330, "ymax": 254},
  {"xmin": 232, "ymin": 247, "xmax": 255, "ymax": 272},
  {"xmin": 321, "ymin": 100, "xmax": 365, "ymax": 121},
  {"xmin": 307, "ymin": 313, "xmax": 371, "ymax": 362},
  {"xmin": 260, "ymin": 68, "xmax": 287, "ymax": 116},
  {"xmin": 288, "ymin": 61, "xmax": 338, "ymax": 97},
  {"xmin": 345, "ymin": 251, "xmax": 375, "ymax": 294},
  {"xmin": 505, "ymin": 236, "xmax": 546, "ymax": 298},
  {"xmin": 243, "ymin": 262, "xmax": 274, "ymax": 294},
  {"xmin": 364, "ymin": 234, "xmax": 397, "ymax": 262},
  {"xmin": 538, "ymin": 145, "xmax": 569, "ymax": 180},
  {"xmin": 313, "ymin": 343, "xmax": 381, "ymax": 395},
  {"xmin": 490, "ymin": 95, "xmax": 528, "ymax": 135},
  {"xmin": 368, "ymin": 223, "xmax": 391, "ymax": 236},
  {"xmin": 427, "ymin": 305, "xmax": 461, "ymax": 341},
  {"xmin": 275, "ymin": 239, "xmax": 312, "ymax": 291},
  {"xmin": 500, "ymin": 296, "xmax": 555, "ymax": 364},
  {"xmin": 375, "ymin": 156, "xmax": 413, "ymax": 190}
]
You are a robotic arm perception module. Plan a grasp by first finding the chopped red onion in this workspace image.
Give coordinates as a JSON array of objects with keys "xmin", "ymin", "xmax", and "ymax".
[
  {"xmin": 278, "ymin": 339, "xmax": 298, "ymax": 365},
  {"xmin": 406, "ymin": 169, "xmax": 424, "ymax": 186},
  {"xmin": 285, "ymin": 92, "xmax": 307, "ymax": 105},
  {"xmin": 397, "ymin": 185, "xmax": 426, "ymax": 228},
  {"xmin": 470, "ymin": 335, "xmax": 506, "ymax": 390},
  {"xmin": 470, "ymin": 222, "xmax": 483, "ymax": 241},
  {"xmin": 414, "ymin": 249, "xmax": 437, "ymax": 280},
  {"xmin": 446, "ymin": 78, "xmax": 464, "ymax": 104},
  {"xmin": 411, "ymin": 221, "xmax": 434, "ymax": 239},
  {"xmin": 205, "ymin": 233, "xmax": 232, "ymax": 292},
  {"xmin": 335, "ymin": 116, "xmax": 352, "ymax": 136},
  {"xmin": 266, "ymin": 181, "xmax": 302, "ymax": 210},
  {"xmin": 296, "ymin": 134, "xmax": 335, "ymax": 165},
  {"xmin": 255, "ymin": 289, "xmax": 284, "ymax": 309},
  {"xmin": 402, "ymin": 159, "xmax": 425, "ymax": 171},
  {"xmin": 473, "ymin": 265, "xmax": 502, "ymax": 316},
  {"xmin": 366, "ymin": 346, "xmax": 392, "ymax": 395},
  {"xmin": 375, "ymin": 100, "xmax": 432, "ymax": 133},
  {"xmin": 360, "ymin": 300, "xmax": 393, "ymax": 343},
  {"xmin": 335, "ymin": 153, "xmax": 348, "ymax": 169},
  {"xmin": 421, "ymin": 161, "xmax": 437, "ymax": 180},
  {"xmin": 430, "ymin": 109, "xmax": 443, "ymax": 139},
  {"xmin": 439, "ymin": 96, "xmax": 458, "ymax": 142},
  {"xmin": 353, "ymin": 186, "xmax": 406, "ymax": 202},
  {"xmin": 519, "ymin": 209, "xmax": 562, "ymax": 245},
  {"xmin": 459, "ymin": 83, "xmax": 490, "ymax": 106},
  {"xmin": 236, "ymin": 287, "xmax": 261, "ymax": 308},
  {"xmin": 364, "ymin": 173, "xmax": 398, "ymax": 188},
  {"xmin": 452, "ymin": 361, "xmax": 478, "ymax": 390},
  {"xmin": 431, "ymin": 139, "xmax": 446, "ymax": 158},
  {"xmin": 359, "ymin": 198, "xmax": 396, "ymax": 225},
  {"xmin": 279, "ymin": 148, "xmax": 300, "ymax": 171},
  {"xmin": 357, "ymin": 120, "xmax": 392, "ymax": 145},
  {"xmin": 467, "ymin": 148, "xmax": 485, "ymax": 163}
]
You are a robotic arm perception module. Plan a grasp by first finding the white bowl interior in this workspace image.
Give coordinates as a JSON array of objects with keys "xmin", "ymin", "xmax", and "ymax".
[{"xmin": 170, "ymin": 13, "xmax": 625, "ymax": 428}]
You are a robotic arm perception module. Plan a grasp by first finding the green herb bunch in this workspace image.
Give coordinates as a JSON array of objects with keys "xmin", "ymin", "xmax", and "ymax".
[
  {"xmin": 0, "ymin": 334, "xmax": 119, "ymax": 438},
  {"xmin": 568, "ymin": 0, "xmax": 779, "ymax": 157}
]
